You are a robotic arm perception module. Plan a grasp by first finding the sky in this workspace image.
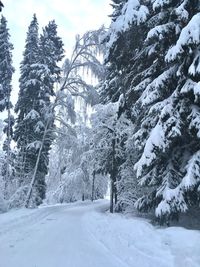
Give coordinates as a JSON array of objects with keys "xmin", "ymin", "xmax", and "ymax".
[{"xmin": 1, "ymin": 0, "xmax": 112, "ymax": 105}]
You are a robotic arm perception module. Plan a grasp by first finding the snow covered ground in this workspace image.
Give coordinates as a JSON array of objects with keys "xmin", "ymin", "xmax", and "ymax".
[{"xmin": 0, "ymin": 200, "xmax": 199, "ymax": 267}]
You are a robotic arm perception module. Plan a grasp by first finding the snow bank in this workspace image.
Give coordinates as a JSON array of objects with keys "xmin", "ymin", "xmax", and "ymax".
[{"xmin": 83, "ymin": 211, "xmax": 200, "ymax": 267}]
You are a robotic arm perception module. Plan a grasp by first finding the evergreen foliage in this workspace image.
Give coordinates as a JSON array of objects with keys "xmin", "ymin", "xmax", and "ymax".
[
  {"xmin": 103, "ymin": 0, "xmax": 200, "ymax": 223},
  {"xmin": 0, "ymin": 15, "xmax": 14, "ymax": 112},
  {"xmin": 14, "ymin": 15, "xmax": 64, "ymax": 206},
  {"xmin": 0, "ymin": 15, "xmax": 14, "ymax": 199},
  {"xmin": 133, "ymin": 0, "xmax": 200, "ymax": 222}
]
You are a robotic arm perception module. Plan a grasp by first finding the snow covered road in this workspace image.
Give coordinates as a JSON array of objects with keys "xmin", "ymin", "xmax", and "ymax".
[
  {"xmin": 0, "ymin": 201, "xmax": 126, "ymax": 267},
  {"xmin": 0, "ymin": 200, "xmax": 200, "ymax": 267}
]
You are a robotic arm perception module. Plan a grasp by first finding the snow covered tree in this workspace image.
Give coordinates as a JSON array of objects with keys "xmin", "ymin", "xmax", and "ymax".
[
  {"xmin": 14, "ymin": 14, "xmax": 44, "ymax": 206},
  {"xmin": 59, "ymin": 27, "xmax": 105, "ymax": 105},
  {"xmin": 101, "ymin": 0, "xmax": 149, "ymax": 104},
  {"xmin": 100, "ymin": 0, "xmax": 150, "ymax": 212},
  {"xmin": 39, "ymin": 20, "xmax": 65, "ymax": 96},
  {"xmin": 0, "ymin": 15, "xmax": 14, "ymax": 199},
  {"xmin": 102, "ymin": 0, "xmax": 200, "ymax": 223},
  {"xmin": 46, "ymin": 110, "xmax": 108, "ymax": 204},
  {"xmin": 46, "ymin": 28, "xmax": 107, "ymax": 204},
  {"xmin": 14, "ymin": 15, "xmax": 64, "ymax": 207},
  {"xmin": 132, "ymin": 1, "xmax": 200, "ymax": 223},
  {"xmin": 90, "ymin": 98, "xmax": 131, "ymax": 212},
  {"xmin": 0, "ymin": 120, "xmax": 7, "ymax": 212}
]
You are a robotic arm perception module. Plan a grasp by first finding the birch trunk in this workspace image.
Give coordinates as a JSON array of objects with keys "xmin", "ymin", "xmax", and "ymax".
[{"xmin": 24, "ymin": 122, "xmax": 49, "ymax": 208}]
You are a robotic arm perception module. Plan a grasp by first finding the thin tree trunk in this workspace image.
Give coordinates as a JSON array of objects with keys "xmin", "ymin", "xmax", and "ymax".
[
  {"xmin": 82, "ymin": 194, "xmax": 85, "ymax": 201},
  {"xmin": 110, "ymin": 137, "xmax": 116, "ymax": 213},
  {"xmin": 114, "ymin": 182, "xmax": 117, "ymax": 205},
  {"xmin": 91, "ymin": 170, "xmax": 95, "ymax": 201},
  {"xmin": 24, "ymin": 122, "xmax": 49, "ymax": 208},
  {"xmin": 110, "ymin": 179, "xmax": 114, "ymax": 213},
  {"xmin": 4, "ymin": 95, "xmax": 11, "ymax": 199}
]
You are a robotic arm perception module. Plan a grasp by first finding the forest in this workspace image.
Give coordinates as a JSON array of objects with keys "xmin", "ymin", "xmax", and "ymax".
[{"xmin": 0, "ymin": 0, "xmax": 200, "ymax": 229}]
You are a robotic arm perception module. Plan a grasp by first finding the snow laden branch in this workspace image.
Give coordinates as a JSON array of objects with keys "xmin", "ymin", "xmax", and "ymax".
[
  {"xmin": 58, "ymin": 26, "xmax": 106, "ymax": 105},
  {"xmin": 25, "ymin": 27, "xmax": 106, "ymax": 207}
]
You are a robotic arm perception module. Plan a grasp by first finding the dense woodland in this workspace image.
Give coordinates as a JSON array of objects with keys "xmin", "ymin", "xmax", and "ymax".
[{"xmin": 0, "ymin": 0, "xmax": 200, "ymax": 225}]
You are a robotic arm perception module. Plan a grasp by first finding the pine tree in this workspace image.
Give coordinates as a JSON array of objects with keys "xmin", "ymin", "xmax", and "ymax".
[{"xmin": 0, "ymin": 15, "xmax": 14, "ymax": 198}]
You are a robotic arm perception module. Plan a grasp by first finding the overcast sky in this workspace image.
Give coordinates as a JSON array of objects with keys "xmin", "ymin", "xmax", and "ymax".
[{"xmin": 1, "ymin": 0, "xmax": 112, "ymax": 105}]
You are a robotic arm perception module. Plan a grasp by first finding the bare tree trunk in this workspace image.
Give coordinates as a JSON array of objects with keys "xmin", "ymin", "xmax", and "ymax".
[
  {"xmin": 114, "ymin": 182, "xmax": 118, "ymax": 205},
  {"xmin": 24, "ymin": 122, "xmax": 49, "ymax": 208},
  {"xmin": 110, "ymin": 137, "xmax": 116, "ymax": 213},
  {"xmin": 110, "ymin": 179, "xmax": 114, "ymax": 213},
  {"xmin": 4, "ymin": 95, "xmax": 11, "ymax": 199},
  {"xmin": 91, "ymin": 170, "xmax": 95, "ymax": 201},
  {"xmin": 82, "ymin": 194, "xmax": 85, "ymax": 201}
]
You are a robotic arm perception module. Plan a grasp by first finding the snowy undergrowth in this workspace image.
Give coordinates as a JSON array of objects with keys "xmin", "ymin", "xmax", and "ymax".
[{"xmin": 83, "ymin": 210, "xmax": 200, "ymax": 267}]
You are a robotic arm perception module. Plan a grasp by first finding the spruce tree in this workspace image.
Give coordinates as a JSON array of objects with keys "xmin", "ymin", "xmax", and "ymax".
[
  {"xmin": 133, "ymin": 1, "xmax": 200, "ymax": 222},
  {"xmin": 39, "ymin": 20, "xmax": 65, "ymax": 96},
  {"xmin": 14, "ymin": 14, "xmax": 42, "ymax": 205},
  {"xmin": 103, "ymin": 0, "xmax": 200, "ymax": 222},
  {"xmin": 14, "ymin": 15, "xmax": 64, "ymax": 206},
  {"xmin": 0, "ymin": 15, "xmax": 14, "ymax": 198}
]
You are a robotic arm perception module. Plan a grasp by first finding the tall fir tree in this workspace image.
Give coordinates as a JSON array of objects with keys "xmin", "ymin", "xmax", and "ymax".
[
  {"xmin": 14, "ymin": 15, "xmax": 64, "ymax": 207},
  {"xmin": 0, "ymin": 15, "xmax": 14, "ymax": 198},
  {"xmin": 14, "ymin": 14, "xmax": 43, "ymax": 205},
  {"xmin": 39, "ymin": 20, "xmax": 65, "ymax": 96}
]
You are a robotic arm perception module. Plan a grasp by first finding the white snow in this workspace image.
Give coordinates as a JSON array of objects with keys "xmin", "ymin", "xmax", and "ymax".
[
  {"xmin": 134, "ymin": 122, "xmax": 165, "ymax": 177},
  {"xmin": 152, "ymin": 0, "xmax": 170, "ymax": 10},
  {"xmin": 155, "ymin": 186, "xmax": 187, "ymax": 217},
  {"xmin": 106, "ymin": 0, "xmax": 149, "ymax": 50},
  {"xmin": 189, "ymin": 54, "xmax": 200, "ymax": 76},
  {"xmin": 188, "ymin": 105, "xmax": 200, "ymax": 138},
  {"xmin": 175, "ymin": 1, "xmax": 189, "ymax": 21},
  {"xmin": 0, "ymin": 200, "xmax": 200, "ymax": 267},
  {"xmin": 146, "ymin": 23, "xmax": 175, "ymax": 41},
  {"xmin": 180, "ymin": 79, "xmax": 200, "ymax": 101},
  {"xmin": 166, "ymin": 13, "xmax": 200, "ymax": 62},
  {"xmin": 26, "ymin": 140, "xmax": 42, "ymax": 150},
  {"xmin": 181, "ymin": 150, "xmax": 200, "ymax": 189},
  {"xmin": 24, "ymin": 109, "xmax": 40, "ymax": 121},
  {"xmin": 138, "ymin": 66, "xmax": 176, "ymax": 106}
]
